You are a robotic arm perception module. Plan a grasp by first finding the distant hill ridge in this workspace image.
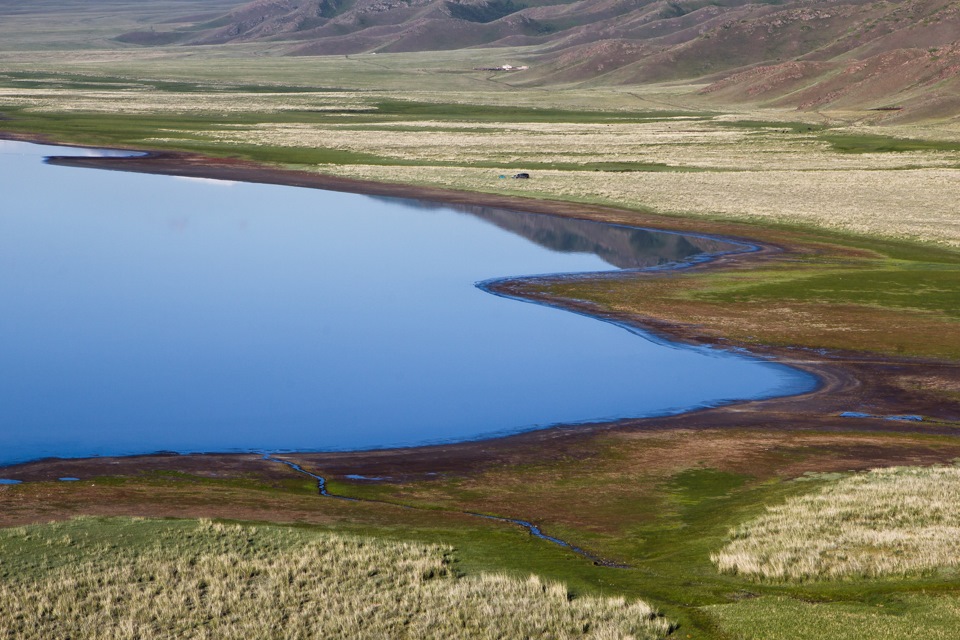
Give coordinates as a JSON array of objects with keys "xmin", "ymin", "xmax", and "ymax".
[{"xmin": 117, "ymin": 0, "xmax": 960, "ymax": 115}]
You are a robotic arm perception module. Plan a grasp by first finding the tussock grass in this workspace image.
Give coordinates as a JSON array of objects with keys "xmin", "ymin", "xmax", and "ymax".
[
  {"xmin": 0, "ymin": 517, "xmax": 671, "ymax": 639},
  {"xmin": 712, "ymin": 466, "xmax": 960, "ymax": 581}
]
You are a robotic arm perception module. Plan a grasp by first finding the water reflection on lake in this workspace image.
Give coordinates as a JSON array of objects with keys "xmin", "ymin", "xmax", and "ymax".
[{"xmin": 0, "ymin": 141, "xmax": 815, "ymax": 465}]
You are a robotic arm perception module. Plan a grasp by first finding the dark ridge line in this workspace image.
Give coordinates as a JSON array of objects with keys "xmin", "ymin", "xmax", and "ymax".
[{"xmin": 264, "ymin": 454, "xmax": 628, "ymax": 568}]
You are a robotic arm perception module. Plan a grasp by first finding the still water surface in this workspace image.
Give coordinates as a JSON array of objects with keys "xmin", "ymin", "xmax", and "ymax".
[{"xmin": 0, "ymin": 141, "xmax": 815, "ymax": 465}]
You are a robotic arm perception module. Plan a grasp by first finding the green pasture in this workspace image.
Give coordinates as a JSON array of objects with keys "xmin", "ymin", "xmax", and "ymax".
[{"xmin": 9, "ymin": 435, "xmax": 960, "ymax": 638}]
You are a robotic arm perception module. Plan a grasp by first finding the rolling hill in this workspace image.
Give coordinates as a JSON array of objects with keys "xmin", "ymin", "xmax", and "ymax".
[{"xmin": 109, "ymin": 0, "xmax": 960, "ymax": 114}]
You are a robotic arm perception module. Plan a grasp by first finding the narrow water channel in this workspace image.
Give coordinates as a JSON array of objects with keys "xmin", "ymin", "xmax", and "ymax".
[{"xmin": 0, "ymin": 141, "xmax": 815, "ymax": 465}]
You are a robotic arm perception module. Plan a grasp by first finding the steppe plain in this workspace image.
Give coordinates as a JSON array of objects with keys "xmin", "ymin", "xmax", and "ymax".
[{"xmin": 2, "ymin": 1, "xmax": 960, "ymax": 638}]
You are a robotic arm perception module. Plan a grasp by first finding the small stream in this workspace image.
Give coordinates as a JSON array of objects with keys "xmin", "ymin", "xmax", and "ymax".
[{"xmin": 264, "ymin": 454, "xmax": 627, "ymax": 568}]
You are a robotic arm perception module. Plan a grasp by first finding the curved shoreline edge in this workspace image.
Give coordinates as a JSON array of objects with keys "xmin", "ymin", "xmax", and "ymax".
[{"xmin": 2, "ymin": 134, "xmax": 959, "ymax": 483}]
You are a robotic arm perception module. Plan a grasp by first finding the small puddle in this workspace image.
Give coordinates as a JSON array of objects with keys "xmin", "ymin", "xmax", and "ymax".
[{"xmin": 840, "ymin": 411, "xmax": 923, "ymax": 422}]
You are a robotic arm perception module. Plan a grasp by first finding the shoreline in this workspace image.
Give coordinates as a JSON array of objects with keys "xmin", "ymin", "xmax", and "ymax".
[
  {"xmin": 1, "ymin": 130, "xmax": 785, "ymax": 250},
  {"xmin": 2, "ymin": 134, "xmax": 959, "ymax": 483}
]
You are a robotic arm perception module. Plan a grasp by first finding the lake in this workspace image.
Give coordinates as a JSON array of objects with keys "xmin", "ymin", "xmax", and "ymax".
[{"xmin": 0, "ymin": 141, "xmax": 815, "ymax": 466}]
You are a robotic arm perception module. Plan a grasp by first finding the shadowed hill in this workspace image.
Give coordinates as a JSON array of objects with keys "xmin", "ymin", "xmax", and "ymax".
[{"xmin": 111, "ymin": 0, "xmax": 960, "ymax": 114}]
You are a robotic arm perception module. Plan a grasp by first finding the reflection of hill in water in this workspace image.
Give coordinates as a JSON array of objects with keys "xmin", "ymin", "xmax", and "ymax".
[{"xmin": 391, "ymin": 198, "xmax": 737, "ymax": 269}]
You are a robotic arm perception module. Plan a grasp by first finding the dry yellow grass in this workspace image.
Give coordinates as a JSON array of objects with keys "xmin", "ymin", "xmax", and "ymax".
[
  {"xmin": 190, "ymin": 119, "xmax": 960, "ymax": 171},
  {"xmin": 711, "ymin": 466, "xmax": 960, "ymax": 581},
  {"xmin": 0, "ymin": 87, "xmax": 370, "ymax": 114},
  {"xmin": 0, "ymin": 518, "xmax": 672, "ymax": 639},
  {"xmin": 4, "ymin": 83, "xmax": 960, "ymax": 247},
  {"xmin": 318, "ymin": 163, "xmax": 960, "ymax": 247}
]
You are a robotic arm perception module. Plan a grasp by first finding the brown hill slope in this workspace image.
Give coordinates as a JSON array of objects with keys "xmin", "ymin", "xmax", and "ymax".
[{"xmin": 114, "ymin": 0, "xmax": 960, "ymax": 113}]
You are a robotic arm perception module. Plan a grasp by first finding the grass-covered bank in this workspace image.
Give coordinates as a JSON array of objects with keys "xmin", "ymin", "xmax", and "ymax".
[
  {"xmin": 712, "ymin": 466, "xmax": 960, "ymax": 581},
  {"xmin": 3, "ymin": 59, "xmax": 960, "ymax": 250},
  {"xmin": 0, "ymin": 517, "xmax": 672, "ymax": 639},
  {"xmin": 703, "ymin": 465, "xmax": 960, "ymax": 640},
  {"xmin": 7, "ymin": 429, "xmax": 960, "ymax": 638},
  {"xmin": 536, "ymin": 225, "xmax": 960, "ymax": 364},
  {"xmin": 4, "ymin": 91, "xmax": 960, "ymax": 248}
]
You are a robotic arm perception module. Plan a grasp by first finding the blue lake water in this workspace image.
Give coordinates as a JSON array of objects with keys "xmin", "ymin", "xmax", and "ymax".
[{"xmin": 0, "ymin": 140, "xmax": 815, "ymax": 466}]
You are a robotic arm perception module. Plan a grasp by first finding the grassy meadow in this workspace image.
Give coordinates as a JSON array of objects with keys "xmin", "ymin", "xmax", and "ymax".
[
  {"xmin": 539, "ymin": 240, "xmax": 960, "ymax": 361},
  {"xmin": 704, "ymin": 594, "xmax": 960, "ymax": 640},
  {"xmin": 713, "ymin": 466, "xmax": 960, "ymax": 581},
  {"xmin": 2, "ymin": 2, "xmax": 960, "ymax": 639},
  {"xmin": 8, "ymin": 432, "xmax": 960, "ymax": 638},
  {"xmin": 3, "ymin": 76, "xmax": 960, "ymax": 247},
  {"xmin": 0, "ymin": 517, "xmax": 672, "ymax": 639}
]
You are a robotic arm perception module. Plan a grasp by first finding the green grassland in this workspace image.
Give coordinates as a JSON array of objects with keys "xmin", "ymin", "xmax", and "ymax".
[
  {"xmin": 309, "ymin": 435, "xmax": 960, "ymax": 639},
  {"xmin": 542, "ymin": 223, "xmax": 960, "ymax": 365},
  {"xmin": 705, "ymin": 594, "xmax": 960, "ymax": 640},
  {"xmin": 9, "ymin": 431, "xmax": 960, "ymax": 638}
]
